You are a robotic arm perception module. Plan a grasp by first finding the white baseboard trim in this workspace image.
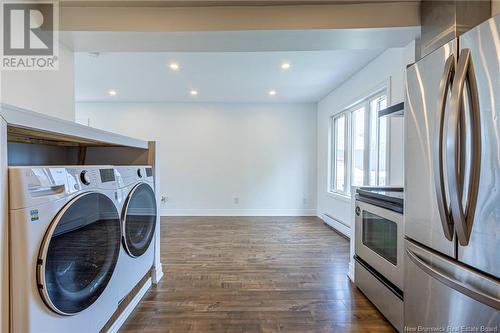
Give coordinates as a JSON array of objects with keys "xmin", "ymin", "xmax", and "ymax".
[
  {"xmin": 107, "ymin": 278, "xmax": 152, "ymax": 333},
  {"xmin": 160, "ymin": 208, "xmax": 317, "ymax": 216},
  {"xmin": 151, "ymin": 264, "xmax": 164, "ymax": 285},
  {"xmin": 318, "ymin": 213, "xmax": 351, "ymax": 239},
  {"xmin": 348, "ymin": 261, "xmax": 355, "ymax": 282}
]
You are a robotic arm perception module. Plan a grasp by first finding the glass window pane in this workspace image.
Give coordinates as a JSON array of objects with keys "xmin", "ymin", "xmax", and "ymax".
[
  {"xmin": 368, "ymin": 95, "xmax": 388, "ymax": 186},
  {"xmin": 334, "ymin": 115, "xmax": 346, "ymax": 192},
  {"xmin": 378, "ymin": 116, "xmax": 388, "ymax": 186},
  {"xmin": 351, "ymin": 107, "xmax": 365, "ymax": 187},
  {"xmin": 369, "ymin": 102, "xmax": 378, "ymax": 186}
]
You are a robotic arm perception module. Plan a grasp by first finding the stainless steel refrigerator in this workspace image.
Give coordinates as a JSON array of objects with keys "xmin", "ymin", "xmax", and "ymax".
[{"xmin": 405, "ymin": 14, "xmax": 499, "ymax": 329}]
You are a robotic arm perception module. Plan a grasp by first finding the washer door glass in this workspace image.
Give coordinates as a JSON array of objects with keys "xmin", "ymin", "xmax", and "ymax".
[
  {"xmin": 123, "ymin": 183, "xmax": 157, "ymax": 257},
  {"xmin": 38, "ymin": 192, "xmax": 121, "ymax": 315}
]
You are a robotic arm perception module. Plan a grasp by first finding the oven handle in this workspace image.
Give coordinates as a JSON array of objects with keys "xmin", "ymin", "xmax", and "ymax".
[
  {"xmin": 406, "ymin": 241, "xmax": 499, "ymax": 310},
  {"xmin": 355, "ymin": 199, "xmax": 403, "ymax": 221}
]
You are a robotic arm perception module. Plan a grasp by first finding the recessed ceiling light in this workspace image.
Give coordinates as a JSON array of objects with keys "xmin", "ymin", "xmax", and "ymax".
[
  {"xmin": 281, "ymin": 62, "xmax": 291, "ymax": 70},
  {"xmin": 108, "ymin": 89, "xmax": 117, "ymax": 96},
  {"xmin": 269, "ymin": 90, "xmax": 277, "ymax": 96},
  {"xmin": 169, "ymin": 62, "xmax": 180, "ymax": 71},
  {"xmin": 190, "ymin": 90, "xmax": 198, "ymax": 96}
]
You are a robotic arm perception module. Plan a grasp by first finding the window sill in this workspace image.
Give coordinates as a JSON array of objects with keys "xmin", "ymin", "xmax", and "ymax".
[{"xmin": 326, "ymin": 191, "xmax": 352, "ymax": 203}]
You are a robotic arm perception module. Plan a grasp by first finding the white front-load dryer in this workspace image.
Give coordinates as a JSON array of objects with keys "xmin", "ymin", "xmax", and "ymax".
[
  {"xmin": 114, "ymin": 166, "xmax": 157, "ymax": 301},
  {"xmin": 9, "ymin": 166, "xmax": 122, "ymax": 333}
]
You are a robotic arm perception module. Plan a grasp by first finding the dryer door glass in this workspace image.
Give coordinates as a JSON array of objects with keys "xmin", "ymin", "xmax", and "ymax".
[
  {"xmin": 38, "ymin": 192, "xmax": 121, "ymax": 315},
  {"xmin": 123, "ymin": 183, "xmax": 157, "ymax": 257}
]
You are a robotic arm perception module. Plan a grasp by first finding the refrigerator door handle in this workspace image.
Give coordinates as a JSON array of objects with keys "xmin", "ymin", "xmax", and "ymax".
[
  {"xmin": 433, "ymin": 54, "xmax": 455, "ymax": 241},
  {"xmin": 447, "ymin": 48, "xmax": 482, "ymax": 246},
  {"xmin": 406, "ymin": 241, "xmax": 500, "ymax": 310}
]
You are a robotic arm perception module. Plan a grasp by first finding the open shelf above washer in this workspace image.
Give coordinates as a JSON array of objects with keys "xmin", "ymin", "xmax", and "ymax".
[{"xmin": 1, "ymin": 103, "xmax": 148, "ymax": 149}]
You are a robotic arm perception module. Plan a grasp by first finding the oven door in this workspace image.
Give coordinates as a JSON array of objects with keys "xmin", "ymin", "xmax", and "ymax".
[{"xmin": 355, "ymin": 200, "xmax": 404, "ymax": 289}]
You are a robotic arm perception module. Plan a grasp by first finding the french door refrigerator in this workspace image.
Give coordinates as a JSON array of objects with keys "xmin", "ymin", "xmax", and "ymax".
[{"xmin": 405, "ymin": 14, "xmax": 499, "ymax": 329}]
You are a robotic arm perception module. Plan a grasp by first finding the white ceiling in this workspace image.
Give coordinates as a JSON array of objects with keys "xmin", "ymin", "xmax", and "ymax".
[
  {"xmin": 75, "ymin": 49, "xmax": 383, "ymax": 103},
  {"xmin": 73, "ymin": 28, "xmax": 419, "ymax": 103}
]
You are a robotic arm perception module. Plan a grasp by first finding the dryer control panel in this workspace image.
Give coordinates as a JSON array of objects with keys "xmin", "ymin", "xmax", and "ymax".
[{"xmin": 115, "ymin": 165, "xmax": 154, "ymax": 189}]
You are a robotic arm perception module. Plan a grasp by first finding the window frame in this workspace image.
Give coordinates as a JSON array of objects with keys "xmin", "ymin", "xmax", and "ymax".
[
  {"xmin": 329, "ymin": 112, "xmax": 349, "ymax": 194},
  {"xmin": 328, "ymin": 87, "xmax": 390, "ymax": 197},
  {"xmin": 365, "ymin": 91, "xmax": 389, "ymax": 187}
]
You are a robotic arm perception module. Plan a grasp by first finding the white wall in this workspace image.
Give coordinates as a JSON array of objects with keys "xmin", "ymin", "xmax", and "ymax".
[
  {"xmin": 76, "ymin": 102, "xmax": 317, "ymax": 216},
  {"xmin": 493, "ymin": 1, "xmax": 500, "ymax": 16},
  {"xmin": 0, "ymin": 44, "xmax": 75, "ymax": 121},
  {"xmin": 316, "ymin": 43, "xmax": 415, "ymax": 233}
]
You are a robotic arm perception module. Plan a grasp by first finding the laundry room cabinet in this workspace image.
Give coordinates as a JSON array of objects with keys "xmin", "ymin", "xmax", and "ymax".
[{"xmin": 0, "ymin": 103, "xmax": 163, "ymax": 333}]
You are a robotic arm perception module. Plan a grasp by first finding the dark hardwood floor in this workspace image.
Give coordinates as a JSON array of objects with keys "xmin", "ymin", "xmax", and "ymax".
[{"xmin": 119, "ymin": 216, "xmax": 395, "ymax": 333}]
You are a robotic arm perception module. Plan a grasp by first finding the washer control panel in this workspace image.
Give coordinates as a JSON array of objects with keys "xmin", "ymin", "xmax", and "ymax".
[
  {"xmin": 66, "ymin": 167, "xmax": 116, "ymax": 191},
  {"xmin": 71, "ymin": 168, "xmax": 98, "ymax": 186}
]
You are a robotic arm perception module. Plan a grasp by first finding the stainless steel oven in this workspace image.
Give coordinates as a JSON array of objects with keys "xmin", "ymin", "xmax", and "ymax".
[
  {"xmin": 354, "ymin": 187, "xmax": 404, "ymax": 331},
  {"xmin": 355, "ymin": 198, "xmax": 404, "ymax": 288}
]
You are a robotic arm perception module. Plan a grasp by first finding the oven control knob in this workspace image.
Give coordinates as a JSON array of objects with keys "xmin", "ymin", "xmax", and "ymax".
[
  {"xmin": 355, "ymin": 206, "xmax": 361, "ymax": 216},
  {"xmin": 137, "ymin": 168, "xmax": 142, "ymax": 178},
  {"xmin": 80, "ymin": 170, "xmax": 91, "ymax": 185}
]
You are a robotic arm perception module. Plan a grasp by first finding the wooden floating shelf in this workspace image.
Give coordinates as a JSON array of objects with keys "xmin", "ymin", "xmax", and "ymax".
[{"xmin": 7, "ymin": 126, "xmax": 120, "ymax": 147}]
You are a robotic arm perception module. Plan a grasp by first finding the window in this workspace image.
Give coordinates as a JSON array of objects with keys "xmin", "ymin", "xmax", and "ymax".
[
  {"xmin": 351, "ymin": 106, "xmax": 365, "ymax": 187},
  {"xmin": 331, "ymin": 114, "xmax": 347, "ymax": 192},
  {"xmin": 370, "ymin": 95, "xmax": 388, "ymax": 186},
  {"xmin": 329, "ymin": 91, "xmax": 388, "ymax": 195}
]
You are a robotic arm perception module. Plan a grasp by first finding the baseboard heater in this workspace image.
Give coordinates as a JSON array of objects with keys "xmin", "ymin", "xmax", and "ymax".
[{"xmin": 322, "ymin": 213, "xmax": 350, "ymax": 239}]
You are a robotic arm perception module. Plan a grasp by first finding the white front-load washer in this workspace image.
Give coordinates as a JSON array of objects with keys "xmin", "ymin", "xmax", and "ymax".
[
  {"xmin": 9, "ymin": 166, "xmax": 123, "ymax": 333},
  {"xmin": 114, "ymin": 166, "xmax": 157, "ymax": 301}
]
